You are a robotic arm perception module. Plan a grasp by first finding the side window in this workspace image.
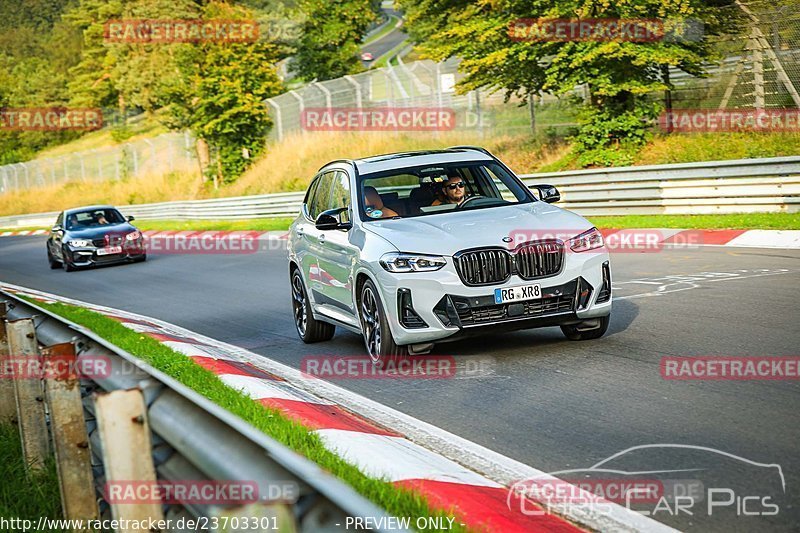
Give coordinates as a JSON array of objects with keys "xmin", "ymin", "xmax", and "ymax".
[
  {"xmin": 308, "ymin": 171, "xmax": 334, "ymax": 220},
  {"xmin": 484, "ymin": 165, "xmax": 519, "ymax": 202},
  {"xmin": 329, "ymin": 171, "xmax": 351, "ymax": 222},
  {"xmin": 304, "ymin": 178, "xmax": 321, "ymax": 219}
]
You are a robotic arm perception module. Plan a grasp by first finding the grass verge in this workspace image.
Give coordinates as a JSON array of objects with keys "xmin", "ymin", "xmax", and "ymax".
[
  {"xmin": 588, "ymin": 213, "xmax": 800, "ymax": 230},
  {"xmin": 133, "ymin": 218, "xmax": 295, "ymax": 232},
  {"xmin": 25, "ymin": 298, "xmax": 468, "ymax": 532},
  {"xmin": 5, "ymin": 212, "xmax": 798, "ymax": 234},
  {"xmin": 0, "ymin": 424, "xmax": 64, "ymax": 530}
]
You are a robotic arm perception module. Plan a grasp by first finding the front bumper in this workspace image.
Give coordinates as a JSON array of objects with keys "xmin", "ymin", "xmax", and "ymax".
[
  {"xmin": 65, "ymin": 242, "xmax": 145, "ymax": 267},
  {"xmin": 371, "ymin": 250, "xmax": 612, "ymax": 345}
]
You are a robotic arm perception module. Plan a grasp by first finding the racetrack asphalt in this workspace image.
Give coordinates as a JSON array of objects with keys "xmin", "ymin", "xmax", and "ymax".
[{"xmin": 1, "ymin": 235, "xmax": 798, "ymax": 532}]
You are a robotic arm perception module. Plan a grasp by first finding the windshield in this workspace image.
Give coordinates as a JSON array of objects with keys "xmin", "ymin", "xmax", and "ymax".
[
  {"xmin": 65, "ymin": 208, "xmax": 125, "ymax": 230},
  {"xmin": 358, "ymin": 162, "xmax": 533, "ymax": 220}
]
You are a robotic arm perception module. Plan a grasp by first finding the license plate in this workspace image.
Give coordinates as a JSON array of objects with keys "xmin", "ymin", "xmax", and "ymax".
[
  {"xmin": 494, "ymin": 284, "xmax": 541, "ymax": 304},
  {"xmin": 96, "ymin": 246, "xmax": 122, "ymax": 256}
]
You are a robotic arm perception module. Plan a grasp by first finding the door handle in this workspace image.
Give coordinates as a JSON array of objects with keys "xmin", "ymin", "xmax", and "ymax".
[
  {"xmin": 297, "ymin": 227, "xmax": 305, "ymax": 237},
  {"xmin": 318, "ymin": 234, "xmax": 326, "ymax": 244}
]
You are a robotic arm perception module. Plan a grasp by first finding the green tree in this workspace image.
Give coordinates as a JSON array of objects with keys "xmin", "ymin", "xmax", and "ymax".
[
  {"xmin": 290, "ymin": 0, "xmax": 377, "ymax": 81},
  {"xmin": 163, "ymin": 2, "xmax": 285, "ymax": 183},
  {"xmin": 400, "ymin": 0, "xmax": 745, "ymax": 166}
]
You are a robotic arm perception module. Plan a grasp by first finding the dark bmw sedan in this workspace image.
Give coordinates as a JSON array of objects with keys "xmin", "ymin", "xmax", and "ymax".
[{"xmin": 46, "ymin": 205, "xmax": 146, "ymax": 272}]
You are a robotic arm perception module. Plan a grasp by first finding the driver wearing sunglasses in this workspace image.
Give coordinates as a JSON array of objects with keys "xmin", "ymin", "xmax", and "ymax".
[{"xmin": 431, "ymin": 173, "xmax": 467, "ymax": 205}]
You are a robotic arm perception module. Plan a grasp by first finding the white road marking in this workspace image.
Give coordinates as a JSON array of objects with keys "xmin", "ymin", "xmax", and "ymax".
[
  {"xmin": 219, "ymin": 373, "xmax": 336, "ymax": 405},
  {"xmin": 316, "ymin": 429, "xmax": 503, "ymax": 486},
  {"xmin": 614, "ymin": 268, "xmax": 794, "ymax": 300}
]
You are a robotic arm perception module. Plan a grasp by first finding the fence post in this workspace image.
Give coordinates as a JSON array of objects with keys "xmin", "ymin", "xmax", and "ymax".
[
  {"xmin": 344, "ymin": 75, "xmax": 362, "ymax": 109},
  {"xmin": 0, "ymin": 302, "xmax": 15, "ymax": 423},
  {"xmin": 752, "ymin": 27, "xmax": 765, "ymax": 109},
  {"xmin": 94, "ymin": 388, "xmax": 164, "ymax": 528},
  {"xmin": 266, "ymin": 100, "xmax": 283, "ymax": 141},
  {"xmin": 6, "ymin": 318, "xmax": 50, "ymax": 472},
  {"xmin": 42, "ymin": 342, "xmax": 99, "ymax": 521}
]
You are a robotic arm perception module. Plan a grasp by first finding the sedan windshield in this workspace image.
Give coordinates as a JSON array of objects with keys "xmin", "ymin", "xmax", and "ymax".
[
  {"xmin": 358, "ymin": 162, "xmax": 532, "ymax": 220},
  {"xmin": 65, "ymin": 208, "xmax": 125, "ymax": 230}
]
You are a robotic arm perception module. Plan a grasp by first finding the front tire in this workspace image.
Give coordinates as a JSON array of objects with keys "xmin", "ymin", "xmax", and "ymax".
[
  {"xmin": 47, "ymin": 247, "xmax": 61, "ymax": 269},
  {"xmin": 561, "ymin": 314, "xmax": 610, "ymax": 341},
  {"xmin": 61, "ymin": 247, "xmax": 76, "ymax": 272},
  {"xmin": 291, "ymin": 268, "xmax": 334, "ymax": 343},
  {"xmin": 359, "ymin": 279, "xmax": 407, "ymax": 363}
]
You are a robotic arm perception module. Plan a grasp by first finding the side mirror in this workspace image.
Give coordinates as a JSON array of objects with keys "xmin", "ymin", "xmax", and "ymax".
[
  {"xmin": 126, "ymin": 215, "xmax": 135, "ymax": 222},
  {"xmin": 51, "ymin": 224, "xmax": 62, "ymax": 232},
  {"xmin": 315, "ymin": 207, "xmax": 352, "ymax": 231},
  {"xmin": 531, "ymin": 184, "xmax": 560, "ymax": 203}
]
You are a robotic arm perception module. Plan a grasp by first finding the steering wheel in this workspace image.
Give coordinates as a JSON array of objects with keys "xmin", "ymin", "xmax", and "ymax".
[{"xmin": 455, "ymin": 195, "xmax": 486, "ymax": 209}]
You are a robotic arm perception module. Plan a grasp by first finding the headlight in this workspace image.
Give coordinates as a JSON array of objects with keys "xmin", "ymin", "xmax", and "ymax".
[
  {"xmin": 67, "ymin": 239, "xmax": 92, "ymax": 247},
  {"xmin": 380, "ymin": 252, "xmax": 446, "ymax": 273},
  {"xmin": 125, "ymin": 231, "xmax": 141, "ymax": 241},
  {"xmin": 569, "ymin": 227, "xmax": 604, "ymax": 252}
]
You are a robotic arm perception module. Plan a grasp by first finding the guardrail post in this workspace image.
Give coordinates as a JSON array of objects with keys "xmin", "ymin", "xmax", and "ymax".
[
  {"xmin": 0, "ymin": 302, "xmax": 15, "ymax": 423},
  {"xmin": 43, "ymin": 342, "xmax": 99, "ymax": 522},
  {"xmin": 6, "ymin": 318, "xmax": 50, "ymax": 472},
  {"xmin": 94, "ymin": 388, "xmax": 164, "ymax": 527}
]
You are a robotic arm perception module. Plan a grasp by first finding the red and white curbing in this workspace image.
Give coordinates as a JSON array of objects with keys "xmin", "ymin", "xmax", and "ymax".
[
  {"xmin": 1, "ymin": 228, "xmax": 799, "ymax": 249},
  {"xmin": 1, "ymin": 281, "xmax": 677, "ymax": 533}
]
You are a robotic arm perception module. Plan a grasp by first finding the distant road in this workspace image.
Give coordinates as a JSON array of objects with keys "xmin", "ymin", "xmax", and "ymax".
[{"xmin": 361, "ymin": 6, "xmax": 407, "ymax": 65}]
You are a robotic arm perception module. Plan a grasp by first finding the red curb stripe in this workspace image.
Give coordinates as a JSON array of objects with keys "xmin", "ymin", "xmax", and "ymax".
[
  {"xmin": 664, "ymin": 229, "xmax": 747, "ymax": 245},
  {"xmin": 259, "ymin": 398, "xmax": 402, "ymax": 437},
  {"xmin": 396, "ymin": 479, "xmax": 584, "ymax": 533},
  {"xmin": 147, "ymin": 332, "xmax": 205, "ymax": 345},
  {"xmin": 192, "ymin": 356, "xmax": 283, "ymax": 380}
]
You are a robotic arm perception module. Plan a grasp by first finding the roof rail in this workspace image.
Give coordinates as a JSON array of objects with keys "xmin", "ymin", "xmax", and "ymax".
[
  {"xmin": 446, "ymin": 145, "xmax": 493, "ymax": 156},
  {"xmin": 318, "ymin": 159, "xmax": 355, "ymax": 171}
]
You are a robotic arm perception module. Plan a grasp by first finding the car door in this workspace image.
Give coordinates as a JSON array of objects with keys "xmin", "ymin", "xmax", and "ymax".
[
  {"xmin": 299, "ymin": 171, "xmax": 334, "ymax": 305},
  {"xmin": 316, "ymin": 170, "xmax": 359, "ymax": 319}
]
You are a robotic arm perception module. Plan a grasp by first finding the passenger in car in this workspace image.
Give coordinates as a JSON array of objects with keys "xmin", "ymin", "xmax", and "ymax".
[
  {"xmin": 431, "ymin": 174, "xmax": 467, "ymax": 205},
  {"xmin": 363, "ymin": 186, "xmax": 399, "ymax": 219}
]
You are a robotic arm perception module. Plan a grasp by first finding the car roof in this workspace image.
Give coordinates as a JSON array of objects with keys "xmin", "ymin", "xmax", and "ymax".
[
  {"xmin": 322, "ymin": 148, "xmax": 495, "ymax": 176},
  {"xmin": 64, "ymin": 205, "xmax": 117, "ymax": 214}
]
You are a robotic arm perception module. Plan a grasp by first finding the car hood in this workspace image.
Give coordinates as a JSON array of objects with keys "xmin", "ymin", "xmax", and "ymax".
[
  {"xmin": 66, "ymin": 223, "xmax": 137, "ymax": 239},
  {"xmin": 362, "ymin": 202, "xmax": 593, "ymax": 256}
]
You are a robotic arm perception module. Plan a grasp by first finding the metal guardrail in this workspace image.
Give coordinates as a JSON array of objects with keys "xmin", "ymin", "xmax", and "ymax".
[
  {"xmin": 1, "ymin": 289, "xmax": 400, "ymax": 532},
  {"xmin": 518, "ymin": 155, "xmax": 800, "ymax": 216},
  {"xmin": 0, "ymin": 156, "xmax": 798, "ymax": 228}
]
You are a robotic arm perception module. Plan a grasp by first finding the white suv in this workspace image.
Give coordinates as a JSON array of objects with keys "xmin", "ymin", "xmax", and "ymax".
[{"xmin": 287, "ymin": 147, "xmax": 612, "ymax": 361}]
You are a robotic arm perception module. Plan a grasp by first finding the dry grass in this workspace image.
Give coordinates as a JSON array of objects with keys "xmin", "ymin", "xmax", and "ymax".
[
  {"xmin": 0, "ymin": 170, "xmax": 207, "ymax": 216},
  {"xmin": 226, "ymin": 131, "xmax": 562, "ymax": 196},
  {"xmin": 1, "ymin": 131, "xmax": 561, "ymax": 216}
]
